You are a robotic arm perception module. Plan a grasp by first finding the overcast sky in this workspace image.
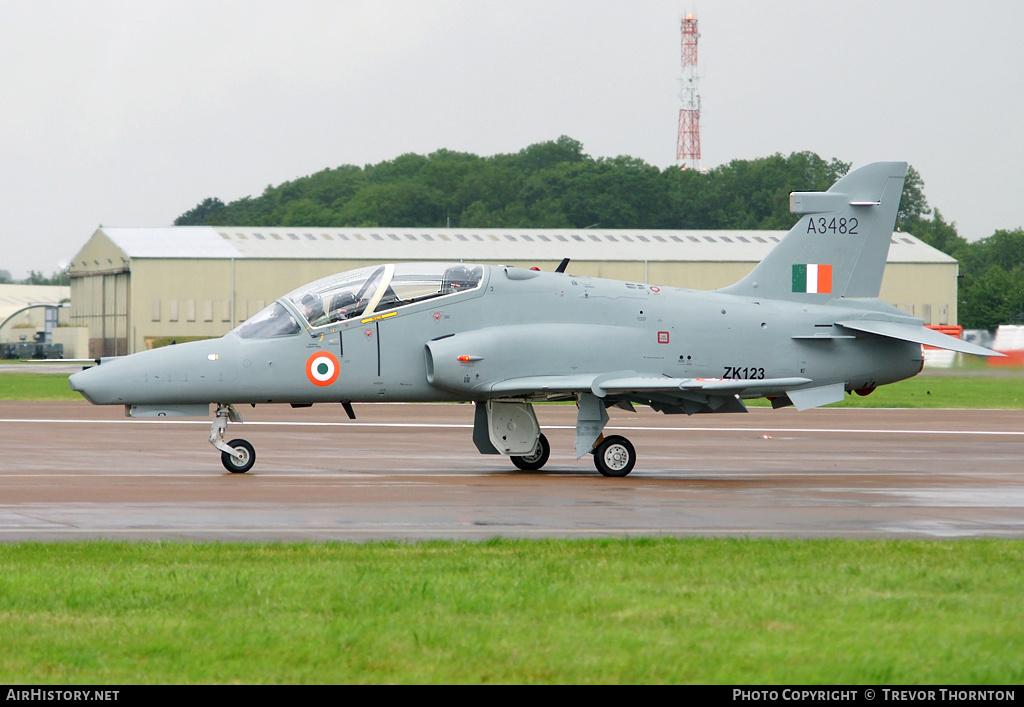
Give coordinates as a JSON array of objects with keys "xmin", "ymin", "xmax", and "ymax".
[{"xmin": 2, "ymin": 0, "xmax": 1021, "ymax": 279}]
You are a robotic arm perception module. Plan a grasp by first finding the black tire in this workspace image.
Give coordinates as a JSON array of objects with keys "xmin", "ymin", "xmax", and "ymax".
[
  {"xmin": 221, "ymin": 438, "xmax": 256, "ymax": 473},
  {"xmin": 593, "ymin": 435, "xmax": 636, "ymax": 477},
  {"xmin": 511, "ymin": 433, "xmax": 551, "ymax": 471}
]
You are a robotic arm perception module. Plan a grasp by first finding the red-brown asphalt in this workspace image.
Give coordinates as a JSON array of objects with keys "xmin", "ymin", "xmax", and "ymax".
[{"xmin": 1, "ymin": 400, "xmax": 1022, "ymax": 540}]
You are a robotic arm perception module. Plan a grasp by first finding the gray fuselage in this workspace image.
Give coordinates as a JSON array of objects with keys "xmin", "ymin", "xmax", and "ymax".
[{"xmin": 69, "ymin": 264, "xmax": 923, "ymax": 408}]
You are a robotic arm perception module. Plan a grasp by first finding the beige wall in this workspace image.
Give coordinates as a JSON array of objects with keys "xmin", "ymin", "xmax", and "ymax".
[
  {"xmin": 52, "ymin": 326, "xmax": 89, "ymax": 359},
  {"xmin": 878, "ymin": 263, "xmax": 959, "ymax": 325},
  {"xmin": 74, "ymin": 256, "xmax": 960, "ymax": 353},
  {"xmin": 70, "ymin": 271, "xmax": 129, "ymax": 357},
  {"xmin": 129, "ymin": 259, "xmax": 391, "ymax": 351}
]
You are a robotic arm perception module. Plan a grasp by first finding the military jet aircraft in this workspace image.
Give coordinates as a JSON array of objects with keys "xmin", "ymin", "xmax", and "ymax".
[{"xmin": 69, "ymin": 162, "xmax": 999, "ymax": 476}]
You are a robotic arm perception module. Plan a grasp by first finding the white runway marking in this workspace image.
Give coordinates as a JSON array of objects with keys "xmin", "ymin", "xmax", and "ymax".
[{"xmin": 3, "ymin": 417, "xmax": 1023, "ymax": 437}]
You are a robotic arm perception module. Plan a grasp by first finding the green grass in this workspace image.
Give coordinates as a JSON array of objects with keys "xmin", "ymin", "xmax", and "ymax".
[
  {"xmin": 746, "ymin": 371, "xmax": 1024, "ymax": 409},
  {"xmin": 0, "ymin": 539, "xmax": 1020, "ymax": 684},
  {"xmin": 0, "ymin": 372, "xmax": 81, "ymax": 400},
  {"xmin": 4, "ymin": 370, "xmax": 1022, "ymax": 684}
]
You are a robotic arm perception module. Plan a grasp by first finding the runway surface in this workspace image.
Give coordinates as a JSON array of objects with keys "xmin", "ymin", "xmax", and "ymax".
[{"xmin": 1, "ymin": 400, "xmax": 1022, "ymax": 541}]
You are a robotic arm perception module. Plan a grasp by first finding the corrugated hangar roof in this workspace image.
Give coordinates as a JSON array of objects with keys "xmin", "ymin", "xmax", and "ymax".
[{"xmin": 82, "ymin": 226, "xmax": 955, "ymax": 265}]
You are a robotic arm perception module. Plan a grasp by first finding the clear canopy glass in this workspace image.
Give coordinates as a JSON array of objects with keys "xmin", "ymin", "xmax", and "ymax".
[{"xmin": 233, "ymin": 262, "xmax": 484, "ymax": 339}]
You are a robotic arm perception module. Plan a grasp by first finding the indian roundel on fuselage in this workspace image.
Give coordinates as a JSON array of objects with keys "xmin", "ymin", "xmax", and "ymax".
[{"xmin": 306, "ymin": 352, "xmax": 340, "ymax": 386}]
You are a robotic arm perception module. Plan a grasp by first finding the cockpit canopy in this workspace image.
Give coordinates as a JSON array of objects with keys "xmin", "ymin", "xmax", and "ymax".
[{"xmin": 234, "ymin": 262, "xmax": 485, "ymax": 339}]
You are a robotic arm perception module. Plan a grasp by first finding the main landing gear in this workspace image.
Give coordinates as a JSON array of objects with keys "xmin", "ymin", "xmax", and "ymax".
[
  {"xmin": 509, "ymin": 430, "xmax": 638, "ymax": 477},
  {"xmin": 476, "ymin": 397, "xmax": 639, "ymax": 477},
  {"xmin": 209, "ymin": 403, "xmax": 255, "ymax": 473},
  {"xmin": 592, "ymin": 435, "xmax": 636, "ymax": 477},
  {"xmin": 511, "ymin": 433, "xmax": 551, "ymax": 471}
]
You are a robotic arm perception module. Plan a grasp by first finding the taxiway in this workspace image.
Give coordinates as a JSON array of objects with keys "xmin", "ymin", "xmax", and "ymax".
[{"xmin": 0, "ymin": 401, "xmax": 1021, "ymax": 540}]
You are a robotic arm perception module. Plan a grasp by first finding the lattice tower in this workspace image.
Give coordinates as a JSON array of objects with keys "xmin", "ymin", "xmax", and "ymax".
[{"xmin": 676, "ymin": 13, "xmax": 701, "ymax": 170}]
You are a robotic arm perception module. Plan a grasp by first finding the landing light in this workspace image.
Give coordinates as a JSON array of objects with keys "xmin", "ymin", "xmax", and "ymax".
[{"xmin": 208, "ymin": 354, "xmax": 219, "ymax": 361}]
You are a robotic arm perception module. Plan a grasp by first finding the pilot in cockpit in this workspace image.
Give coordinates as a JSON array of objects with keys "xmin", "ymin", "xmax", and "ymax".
[
  {"xmin": 300, "ymin": 293, "xmax": 326, "ymax": 326},
  {"xmin": 441, "ymin": 265, "xmax": 480, "ymax": 294},
  {"xmin": 327, "ymin": 291, "xmax": 361, "ymax": 321}
]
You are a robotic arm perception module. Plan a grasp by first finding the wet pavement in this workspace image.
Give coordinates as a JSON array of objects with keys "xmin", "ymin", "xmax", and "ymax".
[{"xmin": 1, "ymin": 401, "xmax": 1022, "ymax": 541}]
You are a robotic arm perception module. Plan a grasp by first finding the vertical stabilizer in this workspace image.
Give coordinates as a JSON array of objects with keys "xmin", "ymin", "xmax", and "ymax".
[{"xmin": 719, "ymin": 162, "xmax": 908, "ymax": 301}]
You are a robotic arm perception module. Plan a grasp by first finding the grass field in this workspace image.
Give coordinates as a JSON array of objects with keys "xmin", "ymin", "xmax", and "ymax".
[
  {"xmin": 0, "ymin": 371, "xmax": 81, "ymax": 401},
  {"xmin": 0, "ymin": 539, "xmax": 1021, "ymax": 684},
  {"xmin": 1, "ymin": 367, "xmax": 1022, "ymax": 684}
]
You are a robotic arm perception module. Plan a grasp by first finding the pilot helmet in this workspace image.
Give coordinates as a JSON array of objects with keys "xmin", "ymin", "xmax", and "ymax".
[{"xmin": 300, "ymin": 293, "xmax": 323, "ymax": 319}]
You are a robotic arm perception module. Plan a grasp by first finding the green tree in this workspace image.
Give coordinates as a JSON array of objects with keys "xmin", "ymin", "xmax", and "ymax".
[
  {"xmin": 24, "ymin": 269, "xmax": 69, "ymax": 286},
  {"xmin": 174, "ymin": 197, "xmax": 226, "ymax": 225},
  {"xmin": 895, "ymin": 166, "xmax": 929, "ymax": 224},
  {"xmin": 959, "ymin": 265, "xmax": 1024, "ymax": 330},
  {"xmin": 515, "ymin": 135, "xmax": 587, "ymax": 172}
]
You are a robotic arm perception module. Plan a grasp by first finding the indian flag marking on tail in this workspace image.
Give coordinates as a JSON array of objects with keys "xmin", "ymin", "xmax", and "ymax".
[{"xmin": 792, "ymin": 264, "xmax": 833, "ymax": 294}]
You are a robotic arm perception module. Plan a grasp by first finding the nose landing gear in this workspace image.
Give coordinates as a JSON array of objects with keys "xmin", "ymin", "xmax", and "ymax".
[
  {"xmin": 209, "ymin": 403, "xmax": 255, "ymax": 473},
  {"xmin": 220, "ymin": 438, "xmax": 256, "ymax": 473}
]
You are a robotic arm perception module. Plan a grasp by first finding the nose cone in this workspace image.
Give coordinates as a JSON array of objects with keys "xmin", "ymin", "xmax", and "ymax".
[
  {"xmin": 68, "ymin": 364, "xmax": 94, "ymax": 399},
  {"xmin": 68, "ymin": 338, "xmax": 237, "ymax": 406},
  {"xmin": 69, "ymin": 356, "xmax": 137, "ymax": 404}
]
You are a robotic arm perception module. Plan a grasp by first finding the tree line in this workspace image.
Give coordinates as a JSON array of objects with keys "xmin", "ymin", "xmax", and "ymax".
[
  {"xmin": 161, "ymin": 136, "xmax": 1024, "ymax": 329},
  {"xmin": 0, "ymin": 269, "xmax": 70, "ymax": 287}
]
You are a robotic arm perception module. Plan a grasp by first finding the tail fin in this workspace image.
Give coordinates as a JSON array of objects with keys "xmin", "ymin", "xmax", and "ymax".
[{"xmin": 719, "ymin": 161, "xmax": 908, "ymax": 301}]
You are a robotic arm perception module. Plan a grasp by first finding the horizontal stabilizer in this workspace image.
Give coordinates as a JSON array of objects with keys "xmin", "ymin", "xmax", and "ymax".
[{"xmin": 835, "ymin": 320, "xmax": 1004, "ymax": 357}]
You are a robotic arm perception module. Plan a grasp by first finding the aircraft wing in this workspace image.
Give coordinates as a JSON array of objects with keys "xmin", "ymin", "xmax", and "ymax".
[
  {"xmin": 486, "ymin": 375, "xmax": 603, "ymax": 397},
  {"xmin": 834, "ymin": 320, "xmax": 1003, "ymax": 357},
  {"xmin": 487, "ymin": 372, "xmax": 815, "ymax": 403}
]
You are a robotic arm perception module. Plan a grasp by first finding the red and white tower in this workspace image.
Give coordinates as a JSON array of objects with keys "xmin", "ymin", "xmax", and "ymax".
[{"xmin": 676, "ymin": 13, "xmax": 701, "ymax": 170}]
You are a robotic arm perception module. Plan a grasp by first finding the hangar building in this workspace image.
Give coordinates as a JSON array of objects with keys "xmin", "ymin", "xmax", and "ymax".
[
  {"xmin": 69, "ymin": 226, "xmax": 959, "ymax": 356},
  {"xmin": 0, "ymin": 284, "xmax": 72, "ymax": 356}
]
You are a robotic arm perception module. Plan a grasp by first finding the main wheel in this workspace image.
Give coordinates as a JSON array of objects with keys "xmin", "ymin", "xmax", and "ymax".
[
  {"xmin": 221, "ymin": 438, "xmax": 256, "ymax": 473},
  {"xmin": 511, "ymin": 433, "xmax": 550, "ymax": 471},
  {"xmin": 593, "ymin": 435, "xmax": 636, "ymax": 477}
]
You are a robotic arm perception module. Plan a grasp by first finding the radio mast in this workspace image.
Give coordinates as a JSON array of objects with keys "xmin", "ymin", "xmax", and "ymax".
[{"xmin": 676, "ymin": 13, "xmax": 701, "ymax": 170}]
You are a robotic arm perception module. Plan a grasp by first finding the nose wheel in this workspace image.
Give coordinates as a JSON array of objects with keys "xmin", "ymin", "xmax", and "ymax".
[
  {"xmin": 593, "ymin": 435, "xmax": 636, "ymax": 477},
  {"xmin": 221, "ymin": 438, "xmax": 256, "ymax": 473},
  {"xmin": 209, "ymin": 403, "xmax": 255, "ymax": 473}
]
